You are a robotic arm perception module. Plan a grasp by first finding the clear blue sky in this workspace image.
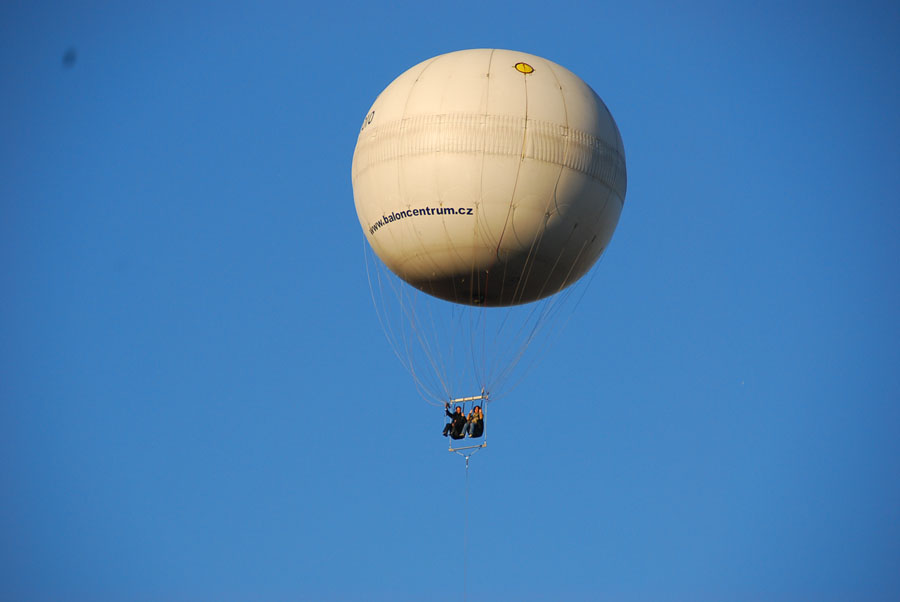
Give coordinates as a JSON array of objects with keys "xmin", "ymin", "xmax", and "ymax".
[{"xmin": 2, "ymin": 1, "xmax": 899, "ymax": 600}]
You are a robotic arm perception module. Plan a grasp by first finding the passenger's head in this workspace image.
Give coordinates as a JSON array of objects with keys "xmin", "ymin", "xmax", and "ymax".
[{"xmin": 455, "ymin": 406, "xmax": 462, "ymax": 414}]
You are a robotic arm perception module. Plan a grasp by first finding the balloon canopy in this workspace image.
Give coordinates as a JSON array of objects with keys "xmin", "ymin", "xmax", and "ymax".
[{"xmin": 352, "ymin": 49, "xmax": 626, "ymax": 307}]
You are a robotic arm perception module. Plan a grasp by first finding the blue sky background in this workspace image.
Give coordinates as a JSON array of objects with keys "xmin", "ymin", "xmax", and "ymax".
[{"xmin": 2, "ymin": 1, "xmax": 899, "ymax": 600}]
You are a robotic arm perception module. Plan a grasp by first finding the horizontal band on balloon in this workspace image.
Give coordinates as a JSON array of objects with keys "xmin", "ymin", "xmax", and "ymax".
[{"xmin": 353, "ymin": 114, "xmax": 626, "ymax": 199}]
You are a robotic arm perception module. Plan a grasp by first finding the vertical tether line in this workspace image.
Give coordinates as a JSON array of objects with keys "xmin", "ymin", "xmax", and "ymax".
[{"xmin": 463, "ymin": 455, "xmax": 470, "ymax": 602}]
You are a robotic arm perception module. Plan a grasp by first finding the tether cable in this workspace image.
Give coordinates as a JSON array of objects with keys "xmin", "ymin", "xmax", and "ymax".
[{"xmin": 463, "ymin": 454, "xmax": 470, "ymax": 602}]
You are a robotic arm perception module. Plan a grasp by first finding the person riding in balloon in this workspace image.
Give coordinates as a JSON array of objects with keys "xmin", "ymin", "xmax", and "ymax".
[
  {"xmin": 442, "ymin": 404, "xmax": 466, "ymax": 439},
  {"xmin": 462, "ymin": 405, "xmax": 484, "ymax": 438}
]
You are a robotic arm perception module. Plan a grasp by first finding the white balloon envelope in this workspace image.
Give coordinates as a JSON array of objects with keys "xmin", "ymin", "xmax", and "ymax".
[{"xmin": 352, "ymin": 48, "xmax": 626, "ymax": 307}]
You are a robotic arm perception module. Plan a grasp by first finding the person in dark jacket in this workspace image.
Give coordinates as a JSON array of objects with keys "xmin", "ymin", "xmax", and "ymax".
[{"xmin": 442, "ymin": 404, "xmax": 466, "ymax": 439}]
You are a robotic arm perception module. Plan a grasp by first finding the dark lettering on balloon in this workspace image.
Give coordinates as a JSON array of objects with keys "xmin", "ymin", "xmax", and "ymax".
[
  {"xmin": 360, "ymin": 110, "xmax": 375, "ymax": 132},
  {"xmin": 367, "ymin": 205, "xmax": 476, "ymax": 236}
]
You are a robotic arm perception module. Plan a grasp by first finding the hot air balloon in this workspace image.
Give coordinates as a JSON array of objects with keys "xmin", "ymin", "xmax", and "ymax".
[{"xmin": 352, "ymin": 49, "xmax": 626, "ymax": 440}]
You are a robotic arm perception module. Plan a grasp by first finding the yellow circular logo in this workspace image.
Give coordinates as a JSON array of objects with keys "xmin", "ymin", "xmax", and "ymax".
[{"xmin": 514, "ymin": 62, "xmax": 534, "ymax": 74}]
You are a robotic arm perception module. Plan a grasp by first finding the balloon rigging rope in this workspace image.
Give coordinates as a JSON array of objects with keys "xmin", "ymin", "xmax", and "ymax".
[
  {"xmin": 483, "ymin": 211, "xmax": 587, "ymax": 397},
  {"xmin": 364, "ymin": 241, "xmax": 447, "ymax": 405},
  {"xmin": 491, "ymin": 233, "xmax": 592, "ymax": 394},
  {"xmin": 509, "ymin": 249, "xmax": 599, "ymax": 394},
  {"xmin": 404, "ymin": 291, "xmax": 450, "ymax": 400}
]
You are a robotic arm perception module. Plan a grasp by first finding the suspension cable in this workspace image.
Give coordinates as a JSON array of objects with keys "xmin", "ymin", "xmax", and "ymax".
[{"xmin": 463, "ymin": 454, "xmax": 470, "ymax": 602}]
